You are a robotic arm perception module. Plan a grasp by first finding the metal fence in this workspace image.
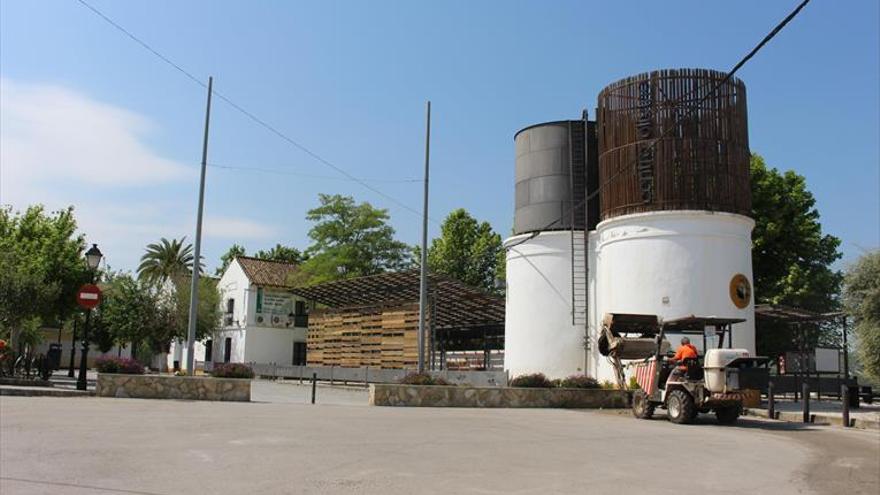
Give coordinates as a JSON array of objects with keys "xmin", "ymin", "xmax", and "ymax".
[{"xmin": 205, "ymin": 362, "xmax": 508, "ymax": 387}]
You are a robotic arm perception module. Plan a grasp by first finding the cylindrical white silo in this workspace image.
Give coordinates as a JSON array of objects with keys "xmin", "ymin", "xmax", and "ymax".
[
  {"xmin": 588, "ymin": 211, "xmax": 755, "ymax": 383},
  {"xmin": 504, "ymin": 120, "xmax": 594, "ymax": 379},
  {"xmin": 505, "ymin": 231, "xmax": 585, "ymax": 378}
]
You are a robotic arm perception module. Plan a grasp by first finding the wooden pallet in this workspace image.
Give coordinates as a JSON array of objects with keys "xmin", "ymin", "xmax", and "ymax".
[{"xmin": 307, "ymin": 303, "xmax": 426, "ymax": 369}]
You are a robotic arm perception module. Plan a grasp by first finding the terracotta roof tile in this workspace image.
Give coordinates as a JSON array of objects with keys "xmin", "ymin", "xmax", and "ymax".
[{"xmin": 236, "ymin": 256, "xmax": 300, "ymax": 288}]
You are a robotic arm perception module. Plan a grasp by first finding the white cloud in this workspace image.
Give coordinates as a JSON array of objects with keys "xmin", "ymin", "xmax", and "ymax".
[
  {"xmin": 0, "ymin": 78, "xmax": 192, "ymax": 202},
  {"xmin": 0, "ymin": 79, "xmax": 277, "ymax": 271},
  {"xmin": 204, "ymin": 216, "xmax": 277, "ymax": 240}
]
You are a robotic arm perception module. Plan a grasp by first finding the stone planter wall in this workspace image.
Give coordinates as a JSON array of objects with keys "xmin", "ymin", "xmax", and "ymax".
[
  {"xmin": 369, "ymin": 384, "xmax": 630, "ymax": 408},
  {"xmin": 96, "ymin": 373, "xmax": 250, "ymax": 401}
]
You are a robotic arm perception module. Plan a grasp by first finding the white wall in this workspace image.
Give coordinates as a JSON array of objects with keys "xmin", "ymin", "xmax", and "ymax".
[
  {"xmin": 504, "ymin": 231, "xmax": 586, "ymax": 379},
  {"xmin": 244, "ymin": 327, "xmax": 306, "ymax": 365},
  {"xmin": 213, "ymin": 328, "xmax": 247, "ymax": 363}
]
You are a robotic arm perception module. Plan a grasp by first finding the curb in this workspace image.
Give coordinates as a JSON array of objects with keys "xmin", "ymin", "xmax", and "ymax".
[
  {"xmin": 743, "ymin": 407, "xmax": 880, "ymax": 431},
  {"xmin": 0, "ymin": 385, "xmax": 95, "ymax": 397}
]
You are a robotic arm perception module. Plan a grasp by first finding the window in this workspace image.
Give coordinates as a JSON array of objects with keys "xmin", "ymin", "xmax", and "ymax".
[
  {"xmin": 224, "ymin": 338, "xmax": 232, "ymax": 363},
  {"xmin": 293, "ymin": 342, "xmax": 307, "ymax": 366},
  {"xmin": 226, "ymin": 298, "xmax": 235, "ymax": 315}
]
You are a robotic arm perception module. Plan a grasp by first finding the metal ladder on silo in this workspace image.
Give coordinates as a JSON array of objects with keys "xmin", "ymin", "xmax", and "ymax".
[
  {"xmin": 568, "ymin": 120, "xmax": 588, "ymax": 328},
  {"xmin": 571, "ymin": 231, "xmax": 588, "ymax": 327}
]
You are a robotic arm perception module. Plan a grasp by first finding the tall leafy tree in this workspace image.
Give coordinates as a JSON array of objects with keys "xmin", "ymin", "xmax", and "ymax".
[
  {"xmin": 256, "ymin": 244, "xmax": 304, "ymax": 264},
  {"xmin": 216, "ymin": 244, "xmax": 246, "ymax": 276},
  {"xmin": 302, "ymin": 194, "xmax": 410, "ymax": 283},
  {"xmin": 843, "ymin": 251, "xmax": 880, "ymax": 384},
  {"xmin": 750, "ymin": 154, "xmax": 843, "ymax": 356},
  {"xmin": 137, "ymin": 237, "xmax": 201, "ymax": 284},
  {"xmin": 424, "ymin": 208, "xmax": 504, "ymax": 293},
  {"xmin": 0, "ymin": 205, "xmax": 88, "ymax": 358}
]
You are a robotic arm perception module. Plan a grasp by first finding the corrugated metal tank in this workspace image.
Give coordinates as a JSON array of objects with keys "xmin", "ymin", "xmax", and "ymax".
[{"xmin": 514, "ymin": 120, "xmax": 599, "ymax": 234}]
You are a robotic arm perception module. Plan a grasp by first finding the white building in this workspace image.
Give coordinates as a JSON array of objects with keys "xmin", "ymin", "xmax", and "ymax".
[{"xmin": 170, "ymin": 256, "xmax": 310, "ymax": 370}]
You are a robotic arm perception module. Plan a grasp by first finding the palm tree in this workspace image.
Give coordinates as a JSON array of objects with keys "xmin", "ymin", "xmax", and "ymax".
[{"xmin": 137, "ymin": 237, "xmax": 202, "ymax": 284}]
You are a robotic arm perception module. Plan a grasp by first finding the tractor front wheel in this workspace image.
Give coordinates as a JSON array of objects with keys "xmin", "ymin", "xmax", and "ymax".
[
  {"xmin": 632, "ymin": 390, "xmax": 654, "ymax": 419},
  {"xmin": 666, "ymin": 389, "xmax": 696, "ymax": 424},
  {"xmin": 715, "ymin": 405, "xmax": 742, "ymax": 425}
]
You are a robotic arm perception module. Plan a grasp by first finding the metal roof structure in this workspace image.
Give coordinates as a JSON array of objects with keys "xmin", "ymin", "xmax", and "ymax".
[
  {"xmin": 235, "ymin": 256, "xmax": 300, "ymax": 288},
  {"xmin": 663, "ymin": 315, "xmax": 747, "ymax": 333},
  {"xmin": 289, "ymin": 270, "xmax": 504, "ymax": 330},
  {"xmin": 754, "ymin": 304, "xmax": 844, "ymax": 323}
]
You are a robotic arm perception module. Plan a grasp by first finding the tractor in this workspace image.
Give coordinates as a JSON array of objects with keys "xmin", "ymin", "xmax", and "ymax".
[{"xmin": 598, "ymin": 313, "xmax": 768, "ymax": 425}]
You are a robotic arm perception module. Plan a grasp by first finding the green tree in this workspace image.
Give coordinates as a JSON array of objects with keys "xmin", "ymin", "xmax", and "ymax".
[
  {"xmin": 0, "ymin": 205, "xmax": 89, "ymax": 360},
  {"xmin": 0, "ymin": 252, "xmax": 59, "ymax": 359},
  {"xmin": 843, "ymin": 251, "xmax": 880, "ymax": 384},
  {"xmin": 99, "ymin": 272, "xmax": 161, "ymax": 357},
  {"xmin": 750, "ymin": 154, "xmax": 844, "ymax": 356},
  {"xmin": 301, "ymin": 194, "xmax": 411, "ymax": 283},
  {"xmin": 171, "ymin": 276, "xmax": 221, "ymax": 344},
  {"xmin": 137, "ymin": 237, "xmax": 202, "ymax": 284},
  {"xmin": 423, "ymin": 208, "xmax": 504, "ymax": 293},
  {"xmin": 256, "ymin": 244, "xmax": 304, "ymax": 264},
  {"xmin": 216, "ymin": 244, "xmax": 246, "ymax": 276}
]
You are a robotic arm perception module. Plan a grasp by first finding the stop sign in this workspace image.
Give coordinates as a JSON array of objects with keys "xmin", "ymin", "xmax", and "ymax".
[{"xmin": 76, "ymin": 283, "xmax": 102, "ymax": 309}]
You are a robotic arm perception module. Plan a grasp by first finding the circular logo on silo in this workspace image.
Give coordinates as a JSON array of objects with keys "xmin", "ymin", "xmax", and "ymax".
[{"xmin": 729, "ymin": 274, "xmax": 752, "ymax": 309}]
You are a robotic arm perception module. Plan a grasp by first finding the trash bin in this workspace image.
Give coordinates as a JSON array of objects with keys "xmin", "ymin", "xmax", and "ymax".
[{"xmin": 47, "ymin": 343, "xmax": 62, "ymax": 370}]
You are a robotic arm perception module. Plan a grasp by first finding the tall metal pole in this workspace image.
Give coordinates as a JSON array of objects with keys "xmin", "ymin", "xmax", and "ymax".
[
  {"xmin": 417, "ymin": 101, "xmax": 431, "ymax": 373},
  {"xmin": 186, "ymin": 76, "xmax": 213, "ymax": 376}
]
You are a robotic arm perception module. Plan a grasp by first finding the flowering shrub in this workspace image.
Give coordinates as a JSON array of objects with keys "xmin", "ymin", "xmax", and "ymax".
[
  {"xmin": 209, "ymin": 363, "xmax": 254, "ymax": 379},
  {"xmin": 399, "ymin": 372, "xmax": 449, "ymax": 386},
  {"xmin": 509, "ymin": 373, "xmax": 554, "ymax": 388},
  {"xmin": 95, "ymin": 356, "xmax": 144, "ymax": 374},
  {"xmin": 559, "ymin": 374, "xmax": 600, "ymax": 389}
]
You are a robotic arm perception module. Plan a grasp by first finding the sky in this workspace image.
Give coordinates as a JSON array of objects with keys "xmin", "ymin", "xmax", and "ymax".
[{"xmin": 1, "ymin": 0, "xmax": 878, "ymax": 274}]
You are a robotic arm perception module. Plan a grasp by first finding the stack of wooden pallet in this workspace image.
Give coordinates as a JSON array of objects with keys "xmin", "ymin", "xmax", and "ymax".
[{"xmin": 307, "ymin": 303, "xmax": 425, "ymax": 369}]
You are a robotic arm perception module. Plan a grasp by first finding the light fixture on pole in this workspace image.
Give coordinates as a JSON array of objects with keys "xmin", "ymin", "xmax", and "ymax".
[{"xmin": 77, "ymin": 244, "xmax": 102, "ymax": 391}]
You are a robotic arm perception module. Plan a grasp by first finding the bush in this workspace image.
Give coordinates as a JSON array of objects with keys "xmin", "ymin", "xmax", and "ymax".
[
  {"xmin": 209, "ymin": 363, "xmax": 254, "ymax": 379},
  {"xmin": 559, "ymin": 374, "xmax": 600, "ymax": 389},
  {"xmin": 399, "ymin": 372, "xmax": 449, "ymax": 386},
  {"xmin": 95, "ymin": 356, "xmax": 144, "ymax": 374},
  {"xmin": 509, "ymin": 373, "xmax": 554, "ymax": 388},
  {"xmin": 628, "ymin": 376, "xmax": 641, "ymax": 390}
]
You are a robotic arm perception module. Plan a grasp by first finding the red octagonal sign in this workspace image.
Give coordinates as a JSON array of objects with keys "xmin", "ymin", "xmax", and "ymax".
[{"xmin": 76, "ymin": 283, "xmax": 102, "ymax": 310}]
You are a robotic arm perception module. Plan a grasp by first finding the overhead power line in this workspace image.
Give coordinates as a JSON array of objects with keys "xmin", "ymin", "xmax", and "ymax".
[
  {"xmin": 207, "ymin": 163, "xmax": 421, "ymax": 183},
  {"xmin": 75, "ymin": 0, "xmax": 433, "ymax": 222},
  {"xmin": 506, "ymin": 0, "xmax": 812, "ymax": 250}
]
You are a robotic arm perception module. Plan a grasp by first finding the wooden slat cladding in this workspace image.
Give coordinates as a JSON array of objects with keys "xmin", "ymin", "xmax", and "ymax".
[
  {"xmin": 597, "ymin": 68, "xmax": 751, "ymax": 220},
  {"xmin": 307, "ymin": 303, "xmax": 424, "ymax": 369}
]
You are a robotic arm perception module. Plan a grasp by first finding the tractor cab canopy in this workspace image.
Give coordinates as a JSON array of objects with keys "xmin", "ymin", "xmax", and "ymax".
[{"xmin": 661, "ymin": 315, "xmax": 746, "ymax": 355}]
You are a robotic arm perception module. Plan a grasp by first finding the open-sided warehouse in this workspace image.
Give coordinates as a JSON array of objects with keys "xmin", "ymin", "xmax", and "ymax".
[{"xmin": 291, "ymin": 271, "xmax": 504, "ymax": 370}]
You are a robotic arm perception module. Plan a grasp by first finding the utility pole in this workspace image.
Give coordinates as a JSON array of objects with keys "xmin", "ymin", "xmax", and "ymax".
[
  {"xmin": 417, "ymin": 101, "xmax": 431, "ymax": 373},
  {"xmin": 186, "ymin": 76, "xmax": 213, "ymax": 376}
]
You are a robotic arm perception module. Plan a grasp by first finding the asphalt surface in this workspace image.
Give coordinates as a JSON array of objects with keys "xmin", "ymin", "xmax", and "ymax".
[{"xmin": 1, "ymin": 394, "xmax": 878, "ymax": 495}]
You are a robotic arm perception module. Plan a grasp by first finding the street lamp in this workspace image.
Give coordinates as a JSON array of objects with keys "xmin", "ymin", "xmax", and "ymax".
[{"xmin": 77, "ymin": 244, "xmax": 102, "ymax": 391}]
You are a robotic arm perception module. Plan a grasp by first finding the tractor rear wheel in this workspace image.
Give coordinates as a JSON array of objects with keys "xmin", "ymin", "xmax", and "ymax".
[
  {"xmin": 666, "ymin": 389, "xmax": 696, "ymax": 424},
  {"xmin": 715, "ymin": 405, "xmax": 741, "ymax": 425},
  {"xmin": 632, "ymin": 390, "xmax": 654, "ymax": 419}
]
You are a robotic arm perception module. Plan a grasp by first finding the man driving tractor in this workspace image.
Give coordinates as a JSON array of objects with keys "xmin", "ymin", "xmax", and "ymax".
[{"xmin": 667, "ymin": 336, "xmax": 698, "ymax": 382}]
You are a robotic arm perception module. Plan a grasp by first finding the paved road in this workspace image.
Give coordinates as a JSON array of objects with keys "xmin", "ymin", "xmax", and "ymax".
[
  {"xmin": 1, "ymin": 396, "xmax": 877, "ymax": 495},
  {"xmin": 251, "ymin": 380, "xmax": 369, "ymax": 406}
]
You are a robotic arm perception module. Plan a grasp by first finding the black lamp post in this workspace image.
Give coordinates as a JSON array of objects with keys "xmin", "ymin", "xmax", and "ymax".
[{"xmin": 77, "ymin": 244, "xmax": 102, "ymax": 391}]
